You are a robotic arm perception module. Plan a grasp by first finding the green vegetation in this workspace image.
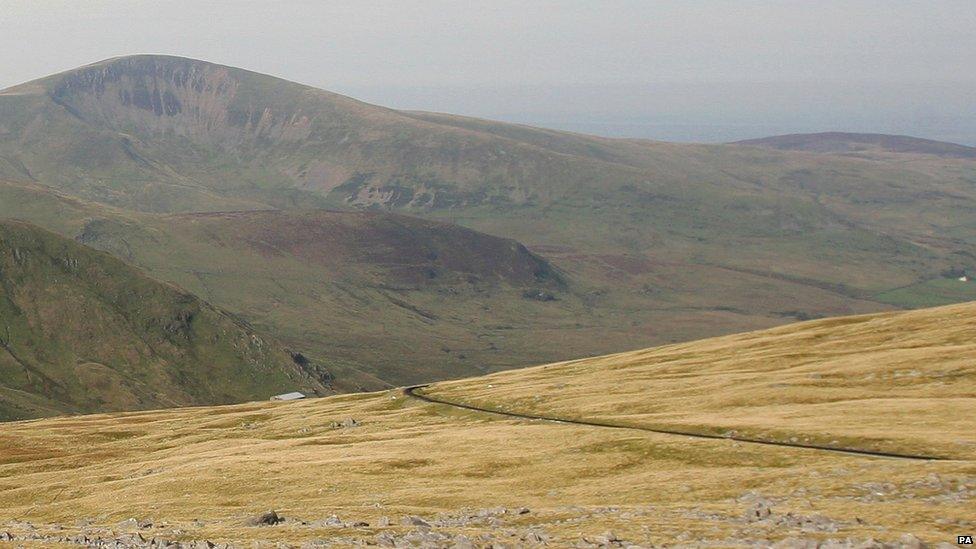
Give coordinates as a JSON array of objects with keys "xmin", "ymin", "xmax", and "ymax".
[
  {"xmin": 875, "ymin": 277, "xmax": 976, "ymax": 308},
  {"xmin": 1, "ymin": 55, "xmax": 976, "ymax": 399},
  {"xmin": 0, "ymin": 220, "xmax": 334, "ymax": 420}
]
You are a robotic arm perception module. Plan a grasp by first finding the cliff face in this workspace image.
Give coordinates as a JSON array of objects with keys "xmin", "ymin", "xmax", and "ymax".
[
  {"xmin": 48, "ymin": 56, "xmax": 315, "ymax": 148},
  {"xmin": 0, "ymin": 55, "xmax": 589, "ymax": 211}
]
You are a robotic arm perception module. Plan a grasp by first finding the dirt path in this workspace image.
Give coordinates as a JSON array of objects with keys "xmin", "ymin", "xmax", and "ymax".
[{"xmin": 404, "ymin": 385, "xmax": 946, "ymax": 461}]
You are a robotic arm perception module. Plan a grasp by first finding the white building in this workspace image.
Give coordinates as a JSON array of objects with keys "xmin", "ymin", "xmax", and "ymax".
[{"xmin": 270, "ymin": 392, "xmax": 306, "ymax": 401}]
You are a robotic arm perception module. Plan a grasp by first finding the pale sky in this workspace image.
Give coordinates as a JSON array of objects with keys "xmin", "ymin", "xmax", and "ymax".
[{"xmin": 2, "ymin": 0, "xmax": 975, "ymax": 143}]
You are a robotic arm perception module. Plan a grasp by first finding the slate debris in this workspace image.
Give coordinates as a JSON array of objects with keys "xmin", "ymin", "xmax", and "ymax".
[
  {"xmin": 308, "ymin": 515, "xmax": 344, "ymax": 528},
  {"xmin": 0, "ymin": 504, "xmax": 949, "ymax": 548},
  {"xmin": 118, "ymin": 518, "xmax": 153, "ymax": 530},
  {"xmin": 401, "ymin": 515, "xmax": 432, "ymax": 528},
  {"xmin": 328, "ymin": 418, "xmax": 361, "ymax": 429}
]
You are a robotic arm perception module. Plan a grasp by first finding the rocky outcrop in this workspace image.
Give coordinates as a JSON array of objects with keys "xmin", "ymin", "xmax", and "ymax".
[{"xmin": 49, "ymin": 56, "xmax": 315, "ymax": 148}]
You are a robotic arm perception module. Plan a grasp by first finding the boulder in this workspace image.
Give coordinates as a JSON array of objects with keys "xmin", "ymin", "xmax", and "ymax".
[
  {"xmin": 401, "ymin": 515, "xmax": 431, "ymax": 528},
  {"xmin": 245, "ymin": 510, "xmax": 283, "ymax": 527},
  {"xmin": 310, "ymin": 515, "xmax": 343, "ymax": 528}
]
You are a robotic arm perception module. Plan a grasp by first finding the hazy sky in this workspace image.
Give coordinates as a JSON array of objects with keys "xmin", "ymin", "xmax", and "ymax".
[{"xmin": 2, "ymin": 1, "xmax": 975, "ymax": 143}]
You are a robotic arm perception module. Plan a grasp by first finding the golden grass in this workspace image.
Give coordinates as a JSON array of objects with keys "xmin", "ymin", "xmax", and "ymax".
[
  {"xmin": 430, "ymin": 302, "xmax": 976, "ymax": 459},
  {"xmin": 1, "ymin": 303, "xmax": 974, "ymax": 546}
]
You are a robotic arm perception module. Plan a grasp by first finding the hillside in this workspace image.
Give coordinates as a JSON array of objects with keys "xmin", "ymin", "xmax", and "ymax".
[
  {"xmin": 427, "ymin": 301, "xmax": 976, "ymax": 460},
  {"xmin": 2, "ymin": 55, "xmax": 976, "ymax": 385},
  {"xmin": 735, "ymin": 132, "xmax": 976, "ymax": 158},
  {"xmin": 0, "ymin": 220, "xmax": 337, "ymax": 420},
  {"xmin": 104, "ymin": 208, "xmax": 573, "ymax": 385},
  {"xmin": 0, "ymin": 302, "xmax": 972, "ymax": 546},
  {"xmin": 0, "ymin": 181, "xmax": 591, "ymax": 387}
]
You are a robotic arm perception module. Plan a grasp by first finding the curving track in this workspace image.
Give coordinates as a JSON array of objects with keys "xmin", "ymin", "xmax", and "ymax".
[{"xmin": 404, "ymin": 385, "xmax": 947, "ymax": 461}]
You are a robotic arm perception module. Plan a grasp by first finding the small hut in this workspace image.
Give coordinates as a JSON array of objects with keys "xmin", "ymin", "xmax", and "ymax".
[{"xmin": 270, "ymin": 392, "xmax": 306, "ymax": 401}]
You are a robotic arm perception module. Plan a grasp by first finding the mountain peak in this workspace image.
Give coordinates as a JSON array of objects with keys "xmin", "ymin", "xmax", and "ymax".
[
  {"xmin": 1, "ymin": 55, "xmax": 209, "ymax": 95},
  {"xmin": 14, "ymin": 53, "xmax": 364, "ymax": 152}
]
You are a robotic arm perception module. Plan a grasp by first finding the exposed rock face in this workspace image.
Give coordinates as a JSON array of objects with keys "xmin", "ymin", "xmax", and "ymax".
[
  {"xmin": 2, "ymin": 54, "xmax": 597, "ymax": 210},
  {"xmin": 50, "ymin": 56, "xmax": 313, "ymax": 148}
]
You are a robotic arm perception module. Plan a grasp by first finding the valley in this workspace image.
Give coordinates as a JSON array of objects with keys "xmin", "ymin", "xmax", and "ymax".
[{"xmin": 2, "ymin": 56, "xmax": 976, "ymax": 401}]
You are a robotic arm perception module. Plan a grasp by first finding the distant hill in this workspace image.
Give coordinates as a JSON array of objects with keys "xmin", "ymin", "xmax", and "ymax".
[
  {"xmin": 3, "ymin": 55, "xmax": 976, "ymax": 389},
  {"xmin": 734, "ymin": 132, "xmax": 976, "ymax": 158},
  {"xmin": 0, "ymin": 220, "xmax": 336, "ymax": 420}
]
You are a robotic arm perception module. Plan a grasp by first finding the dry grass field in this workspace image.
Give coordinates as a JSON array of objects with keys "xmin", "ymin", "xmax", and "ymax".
[
  {"xmin": 428, "ymin": 301, "xmax": 976, "ymax": 460},
  {"xmin": 1, "ymin": 303, "xmax": 974, "ymax": 547}
]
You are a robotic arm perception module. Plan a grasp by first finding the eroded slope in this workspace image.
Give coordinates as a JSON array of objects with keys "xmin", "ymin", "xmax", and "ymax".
[{"xmin": 0, "ymin": 220, "xmax": 335, "ymax": 419}]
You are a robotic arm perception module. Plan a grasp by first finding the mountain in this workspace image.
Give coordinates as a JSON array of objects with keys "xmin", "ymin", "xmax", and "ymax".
[
  {"xmin": 0, "ymin": 54, "xmax": 662, "ymax": 213},
  {"xmin": 1, "ymin": 301, "xmax": 971, "ymax": 545},
  {"xmin": 0, "ymin": 180, "xmax": 578, "ymax": 387},
  {"xmin": 735, "ymin": 132, "xmax": 976, "ymax": 158},
  {"xmin": 0, "ymin": 219, "xmax": 337, "ymax": 420},
  {"xmin": 2, "ymin": 55, "xmax": 976, "ymax": 386},
  {"xmin": 85, "ymin": 208, "xmax": 571, "ymax": 386}
]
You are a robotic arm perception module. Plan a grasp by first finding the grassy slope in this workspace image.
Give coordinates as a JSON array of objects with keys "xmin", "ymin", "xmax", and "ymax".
[
  {"xmin": 2, "ymin": 55, "xmax": 976, "ymax": 386},
  {"xmin": 2, "ymin": 57, "xmax": 974, "ymax": 283},
  {"xmin": 428, "ymin": 301, "xmax": 976, "ymax": 459},
  {"xmin": 874, "ymin": 278, "xmax": 976, "ymax": 308},
  {"xmin": 0, "ymin": 220, "xmax": 336, "ymax": 420},
  {"xmin": 0, "ymin": 180, "xmax": 594, "ymax": 388},
  {"xmin": 0, "ymin": 302, "xmax": 972, "ymax": 545},
  {"xmin": 114, "ymin": 209, "xmax": 573, "ymax": 386},
  {"xmin": 3, "ymin": 57, "xmax": 975, "ymax": 295}
]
